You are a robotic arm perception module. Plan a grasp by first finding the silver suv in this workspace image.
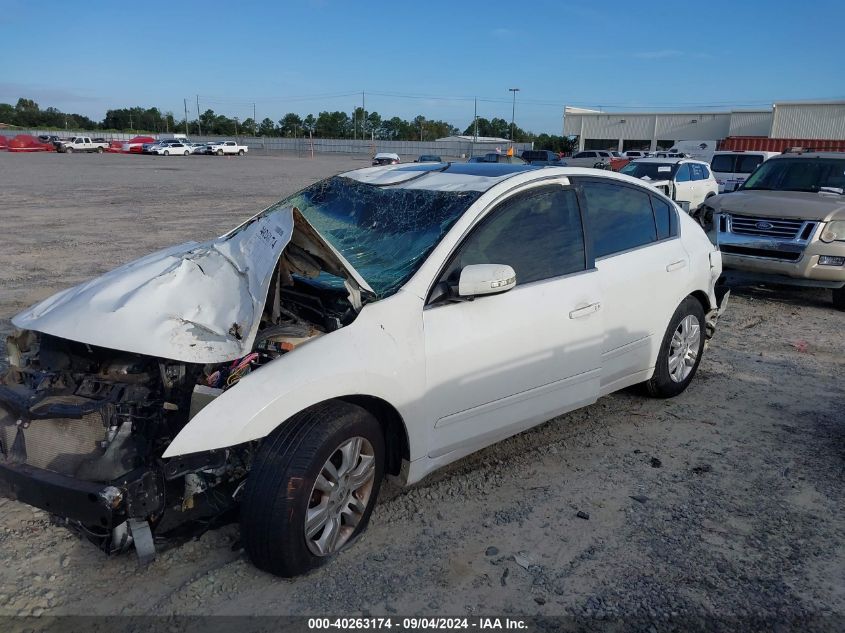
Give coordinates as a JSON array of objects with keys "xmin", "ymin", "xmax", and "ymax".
[{"xmin": 704, "ymin": 152, "xmax": 845, "ymax": 309}]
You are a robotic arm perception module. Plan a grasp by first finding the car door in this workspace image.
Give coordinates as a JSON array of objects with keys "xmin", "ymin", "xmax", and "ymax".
[
  {"xmin": 423, "ymin": 182, "xmax": 602, "ymax": 459},
  {"xmin": 673, "ymin": 163, "xmax": 694, "ymax": 206},
  {"xmin": 576, "ymin": 178, "xmax": 687, "ymax": 393},
  {"xmin": 688, "ymin": 163, "xmax": 706, "ymax": 208}
]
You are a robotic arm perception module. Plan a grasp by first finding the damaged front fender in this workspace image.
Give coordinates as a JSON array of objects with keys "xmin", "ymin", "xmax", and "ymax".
[{"xmin": 13, "ymin": 209, "xmax": 296, "ymax": 363}]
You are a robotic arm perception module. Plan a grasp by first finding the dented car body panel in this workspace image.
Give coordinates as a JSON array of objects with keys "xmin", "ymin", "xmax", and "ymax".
[{"xmin": 13, "ymin": 210, "xmax": 296, "ymax": 364}]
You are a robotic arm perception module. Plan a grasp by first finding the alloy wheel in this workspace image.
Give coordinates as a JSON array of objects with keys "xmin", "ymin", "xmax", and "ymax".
[
  {"xmin": 305, "ymin": 436, "xmax": 376, "ymax": 556},
  {"xmin": 668, "ymin": 315, "xmax": 701, "ymax": 383}
]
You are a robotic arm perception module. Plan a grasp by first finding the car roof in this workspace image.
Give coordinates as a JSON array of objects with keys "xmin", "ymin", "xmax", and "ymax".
[
  {"xmin": 340, "ymin": 162, "xmax": 679, "ymax": 193},
  {"xmin": 768, "ymin": 152, "xmax": 845, "ymax": 160},
  {"xmin": 631, "ymin": 157, "xmax": 707, "ymax": 165}
]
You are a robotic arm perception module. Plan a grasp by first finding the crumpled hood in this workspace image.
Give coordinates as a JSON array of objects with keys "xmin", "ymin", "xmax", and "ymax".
[
  {"xmin": 710, "ymin": 190, "xmax": 845, "ymax": 222},
  {"xmin": 13, "ymin": 209, "xmax": 297, "ymax": 364}
]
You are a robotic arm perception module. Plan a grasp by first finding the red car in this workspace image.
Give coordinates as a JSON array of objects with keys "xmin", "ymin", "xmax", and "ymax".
[
  {"xmin": 7, "ymin": 134, "xmax": 55, "ymax": 152},
  {"xmin": 121, "ymin": 136, "xmax": 156, "ymax": 153}
]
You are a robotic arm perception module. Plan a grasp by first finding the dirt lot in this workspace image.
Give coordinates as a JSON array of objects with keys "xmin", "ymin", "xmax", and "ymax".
[{"xmin": 0, "ymin": 152, "xmax": 842, "ymax": 628}]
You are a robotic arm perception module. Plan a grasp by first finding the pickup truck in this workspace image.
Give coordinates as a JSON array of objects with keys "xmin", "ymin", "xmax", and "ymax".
[
  {"xmin": 57, "ymin": 137, "xmax": 110, "ymax": 153},
  {"xmin": 206, "ymin": 140, "xmax": 248, "ymax": 156}
]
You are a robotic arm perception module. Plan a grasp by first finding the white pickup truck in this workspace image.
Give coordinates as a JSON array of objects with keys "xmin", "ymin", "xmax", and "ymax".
[
  {"xmin": 206, "ymin": 140, "xmax": 248, "ymax": 156},
  {"xmin": 57, "ymin": 137, "xmax": 109, "ymax": 153}
]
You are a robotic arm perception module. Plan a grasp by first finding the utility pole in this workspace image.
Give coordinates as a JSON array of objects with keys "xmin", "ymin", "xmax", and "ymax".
[
  {"xmin": 196, "ymin": 95, "xmax": 202, "ymax": 135},
  {"xmin": 362, "ymin": 91, "xmax": 366, "ymax": 142},
  {"xmin": 184, "ymin": 99, "xmax": 189, "ymax": 135},
  {"xmin": 474, "ymin": 97, "xmax": 478, "ymax": 143},
  {"xmin": 508, "ymin": 88, "xmax": 520, "ymax": 144},
  {"xmin": 253, "ymin": 103, "xmax": 257, "ymax": 135},
  {"xmin": 235, "ymin": 117, "xmax": 239, "ymax": 137}
]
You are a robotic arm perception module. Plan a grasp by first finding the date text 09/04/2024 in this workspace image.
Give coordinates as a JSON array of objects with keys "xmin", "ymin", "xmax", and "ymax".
[{"xmin": 307, "ymin": 618, "xmax": 528, "ymax": 630}]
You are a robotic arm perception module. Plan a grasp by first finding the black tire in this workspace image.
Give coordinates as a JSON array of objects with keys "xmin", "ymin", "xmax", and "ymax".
[
  {"xmin": 216, "ymin": 149, "xmax": 224, "ymax": 156},
  {"xmin": 97, "ymin": 147, "xmax": 104, "ymax": 153},
  {"xmin": 833, "ymin": 287, "xmax": 845, "ymax": 311},
  {"xmin": 240, "ymin": 400, "xmax": 385, "ymax": 577},
  {"xmin": 183, "ymin": 150, "xmax": 189, "ymax": 156},
  {"xmin": 65, "ymin": 146, "xmax": 73, "ymax": 154},
  {"xmin": 645, "ymin": 296, "xmax": 706, "ymax": 398},
  {"xmin": 163, "ymin": 150, "xmax": 169, "ymax": 156},
  {"xmin": 238, "ymin": 149, "xmax": 245, "ymax": 156}
]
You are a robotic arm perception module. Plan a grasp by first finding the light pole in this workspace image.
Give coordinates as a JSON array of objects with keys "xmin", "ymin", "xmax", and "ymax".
[{"xmin": 508, "ymin": 88, "xmax": 520, "ymax": 144}]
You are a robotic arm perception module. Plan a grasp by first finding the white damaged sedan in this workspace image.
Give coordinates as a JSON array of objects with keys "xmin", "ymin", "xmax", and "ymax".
[{"xmin": 1, "ymin": 163, "xmax": 728, "ymax": 576}]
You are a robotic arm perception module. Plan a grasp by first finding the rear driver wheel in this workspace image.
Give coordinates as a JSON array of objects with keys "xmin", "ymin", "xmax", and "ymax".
[
  {"xmin": 645, "ymin": 297, "xmax": 705, "ymax": 398},
  {"xmin": 240, "ymin": 401, "xmax": 384, "ymax": 577}
]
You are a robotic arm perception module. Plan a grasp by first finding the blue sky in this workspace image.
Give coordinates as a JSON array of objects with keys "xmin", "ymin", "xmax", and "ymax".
[{"xmin": 1, "ymin": 0, "xmax": 843, "ymax": 134}]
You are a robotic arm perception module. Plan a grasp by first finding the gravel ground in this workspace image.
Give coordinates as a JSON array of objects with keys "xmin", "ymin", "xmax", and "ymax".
[{"xmin": 0, "ymin": 151, "xmax": 842, "ymax": 630}]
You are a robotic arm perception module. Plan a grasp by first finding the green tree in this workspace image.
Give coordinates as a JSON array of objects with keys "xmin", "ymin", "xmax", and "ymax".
[
  {"xmin": 259, "ymin": 117, "xmax": 277, "ymax": 136},
  {"xmin": 0, "ymin": 102, "xmax": 16, "ymax": 125},
  {"xmin": 199, "ymin": 109, "xmax": 217, "ymax": 133},
  {"xmin": 315, "ymin": 111, "xmax": 351, "ymax": 138},
  {"xmin": 278, "ymin": 112, "xmax": 302, "ymax": 137},
  {"xmin": 15, "ymin": 98, "xmax": 40, "ymax": 126}
]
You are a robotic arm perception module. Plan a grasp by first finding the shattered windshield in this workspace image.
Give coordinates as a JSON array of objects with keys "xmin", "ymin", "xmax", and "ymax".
[{"xmin": 273, "ymin": 176, "xmax": 481, "ymax": 297}]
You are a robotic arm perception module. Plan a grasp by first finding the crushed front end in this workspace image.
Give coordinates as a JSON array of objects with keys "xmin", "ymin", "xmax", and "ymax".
[
  {"xmin": 0, "ymin": 277, "xmax": 345, "ymax": 563},
  {"xmin": 0, "ymin": 330, "xmax": 253, "ymax": 563}
]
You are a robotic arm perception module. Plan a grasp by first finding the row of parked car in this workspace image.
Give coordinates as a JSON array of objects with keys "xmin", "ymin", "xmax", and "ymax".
[
  {"xmin": 138, "ymin": 136, "xmax": 249, "ymax": 156},
  {"xmin": 20, "ymin": 133, "xmax": 250, "ymax": 156}
]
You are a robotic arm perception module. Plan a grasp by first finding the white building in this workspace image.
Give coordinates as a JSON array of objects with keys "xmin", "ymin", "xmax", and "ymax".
[{"xmin": 562, "ymin": 100, "xmax": 845, "ymax": 152}]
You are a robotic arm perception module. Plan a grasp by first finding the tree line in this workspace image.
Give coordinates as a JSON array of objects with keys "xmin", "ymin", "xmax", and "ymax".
[{"xmin": 1, "ymin": 97, "xmax": 576, "ymax": 152}]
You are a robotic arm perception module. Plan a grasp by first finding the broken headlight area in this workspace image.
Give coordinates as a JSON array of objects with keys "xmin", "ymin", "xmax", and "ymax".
[{"xmin": 0, "ymin": 277, "xmax": 354, "ymax": 563}]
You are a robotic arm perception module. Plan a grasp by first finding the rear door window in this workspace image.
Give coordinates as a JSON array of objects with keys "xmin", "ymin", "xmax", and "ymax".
[
  {"xmin": 580, "ymin": 181, "xmax": 658, "ymax": 258},
  {"xmin": 690, "ymin": 164, "xmax": 705, "ymax": 180},
  {"xmin": 736, "ymin": 155, "xmax": 765, "ymax": 173},
  {"xmin": 710, "ymin": 155, "xmax": 736, "ymax": 173}
]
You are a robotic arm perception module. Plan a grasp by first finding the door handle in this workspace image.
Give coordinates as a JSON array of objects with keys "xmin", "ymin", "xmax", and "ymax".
[
  {"xmin": 666, "ymin": 259, "xmax": 687, "ymax": 272},
  {"xmin": 569, "ymin": 302, "xmax": 601, "ymax": 319}
]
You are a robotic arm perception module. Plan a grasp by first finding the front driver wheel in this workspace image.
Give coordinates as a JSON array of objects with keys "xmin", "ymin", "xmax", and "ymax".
[
  {"xmin": 240, "ymin": 401, "xmax": 384, "ymax": 577},
  {"xmin": 645, "ymin": 296, "xmax": 705, "ymax": 398},
  {"xmin": 163, "ymin": 150, "xmax": 169, "ymax": 156}
]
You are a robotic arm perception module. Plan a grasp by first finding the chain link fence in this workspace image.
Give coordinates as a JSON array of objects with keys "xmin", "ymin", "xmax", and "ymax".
[{"xmin": 1, "ymin": 128, "xmax": 532, "ymax": 159}]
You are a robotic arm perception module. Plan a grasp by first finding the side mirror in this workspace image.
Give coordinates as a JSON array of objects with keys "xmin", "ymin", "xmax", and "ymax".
[{"xmin": 457, "ymin": 264, "xmax": 516, "ymax": 297}]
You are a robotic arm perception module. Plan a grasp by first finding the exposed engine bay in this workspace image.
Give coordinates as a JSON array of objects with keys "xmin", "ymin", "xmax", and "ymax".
[{"xmin": 0, "ymin": 266, "xmax": 357, "ymax": 563}]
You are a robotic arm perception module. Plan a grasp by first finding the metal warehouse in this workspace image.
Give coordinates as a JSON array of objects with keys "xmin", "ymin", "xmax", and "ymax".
[{"xmin": 563, "ymin": 100, "xmax": 845, "ymax": 152}]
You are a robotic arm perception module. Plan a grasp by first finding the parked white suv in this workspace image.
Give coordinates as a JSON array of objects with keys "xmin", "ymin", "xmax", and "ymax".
[
  {"xmin": 710, "ymin": 151, "xmax": 780, "ymax": 193},
  {"xmin": 3, "ymin": 163, "xmax": 727, "ymax": 577},
  {"xmin": 620, "ymin": 158, "xmax": 719, "ymax": 212}
]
